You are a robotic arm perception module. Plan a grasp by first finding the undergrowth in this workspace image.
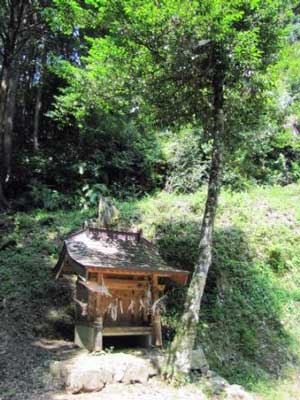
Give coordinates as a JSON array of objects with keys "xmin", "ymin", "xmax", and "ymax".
[{"xmin": 1, "ymin": 184, "xmax": 300, "ymax": 398}]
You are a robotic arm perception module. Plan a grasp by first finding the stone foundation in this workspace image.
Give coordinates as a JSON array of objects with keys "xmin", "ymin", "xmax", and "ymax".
[
  {"xmin": 50, "ymin": 350, "xmax": 160, "ymax": 393},
  {"xmin": 50, "ymin": 347, "xmax": 209, "ymax": 394},
  {"xmin": 74, "ymin": 322, "xmax": 153, "ymax": 352}
]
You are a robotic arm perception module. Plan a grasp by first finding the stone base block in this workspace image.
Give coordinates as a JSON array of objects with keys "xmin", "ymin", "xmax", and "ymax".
[
  {"xmin": 74, "ymin": 323, "xmax": 96, "ymax": 352},
  {"xmin": 50, "ymin": 350, "xmax": 159, "ymax": 393}
]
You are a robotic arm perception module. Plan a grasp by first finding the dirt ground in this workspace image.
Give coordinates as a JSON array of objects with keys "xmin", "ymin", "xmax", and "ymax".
[
  {"xmin": 49, "ymin": 381, "xmax": 206, "ymax": 400},
  {"xmin": 0, "ymin": 334, "xmax": 206, "ymax": 400}
]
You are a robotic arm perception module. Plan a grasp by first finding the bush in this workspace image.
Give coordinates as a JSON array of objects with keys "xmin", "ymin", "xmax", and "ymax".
[
  {"xmin": 268, "ymin": 246, "xmax": 288, "ymax": 273},
  {"xmin": 163, "ymin": 127, "xmax": 211, "ymax": 193},
  {"xmin": 78, "ymin": 183, "xmax": 109, "ymax": 209},
  {"xmin": 28, "ymin": 182, "xmax": 74, "ymax": 210}
]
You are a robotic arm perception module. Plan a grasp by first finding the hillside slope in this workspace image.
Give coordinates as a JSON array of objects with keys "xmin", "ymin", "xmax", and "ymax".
[
  {"xmin": 118, "ymin": 185, "xmax": 300, "ymax": 398},
  {"xmin": 0, "ymin": 184, "xmax": 300, "ymax": 399}
]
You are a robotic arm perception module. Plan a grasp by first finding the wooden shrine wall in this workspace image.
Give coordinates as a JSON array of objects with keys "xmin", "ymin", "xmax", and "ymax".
[{"xmin": 77, "ymin": 271, "xmax": 161, "ymax": 327}]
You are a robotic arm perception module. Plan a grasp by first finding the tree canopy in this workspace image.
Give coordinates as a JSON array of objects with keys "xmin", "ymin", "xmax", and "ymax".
[{"xmin": 0, "ymin": 0, "xmax": 298, "ymax": 208}]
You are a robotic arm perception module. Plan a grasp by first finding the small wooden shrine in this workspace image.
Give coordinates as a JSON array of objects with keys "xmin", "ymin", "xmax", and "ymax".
[{"xmin": 54, "ymin": 226, "xmax": 189, "ymax": 351}]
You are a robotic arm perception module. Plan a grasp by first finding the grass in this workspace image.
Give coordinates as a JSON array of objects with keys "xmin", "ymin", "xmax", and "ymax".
[
  {"xmin": 1, "ymin": 183, "xmax": 300, "ymax": 398},
  {"xmin": 121, "ymin": 184, "xmax": 300, "ymax": 396}
]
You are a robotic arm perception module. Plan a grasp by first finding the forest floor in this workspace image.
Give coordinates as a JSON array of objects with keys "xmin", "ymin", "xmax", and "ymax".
[
  {"xmin": 1, "ymin": 184, "xmax": 300, "ymax": 399},
  {"xmin": 51, "ymin": 382, "xmax": 206, "ymax": 400},
  {"xmin": 0, "ymin": 334, "xmax": 207, "ymax": 400},
  {"xmin": 0, "ymin": 334, "xmax": 251, "ymax": 400}
]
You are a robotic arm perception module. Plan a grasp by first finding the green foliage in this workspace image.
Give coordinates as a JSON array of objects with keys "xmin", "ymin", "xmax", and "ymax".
[
  {"xmin": 1, "ymin": 0, "xmax": 299, "ymax": 208},
  {"xmin": 220, "ymin": 33, "xmax": 300, "ymax": 189},
  {"xmin": 41, "ymin": 0, "xmax": 294, "ymax": 206},
  {"xmin": 0, "ymin": 209, "xmax": 92, "ymax": 341},
  {"xmin": 2, "ymin": 2, "xmax": 300, "ymax": 396},
  {"xmin": 156, "ymin": 221, "xmax": 199, "ymax": 271},
  {"xmin": 75, "ymin": 0, "xmax": 287, "ymax": 134},
  {"xmin": 28, "ymin": 182, "xmax": 73, "ymax": 210},
  {"xmin": 47, "ymin": 101, "xmax": 163, "ymax": 200},
  {"xmin": 268, "ymin": 246, "xmax": 288, "ymax": 273},
  {"xmin": 79, "ymin": 183, "xmax": 109, "ymax": 209},
  {"xmin": 117, "ymin": 184, "xmax": 300, "ymax": 393},
  {"xmin": 162, "ymin": 127, "xmax": 211, "ymax": 193},
  {"xmin": 1, "ymin": 184, "xmax": 300, "ymax": 397}
]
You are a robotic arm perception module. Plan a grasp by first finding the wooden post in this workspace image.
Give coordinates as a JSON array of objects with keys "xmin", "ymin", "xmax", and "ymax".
[
  {"xmin": 75, "ymin": 278, "xmax": 80, "ymax": 320},
  {"xmin": 97, "ymin": 273, "xmax": 103, "ymax": 318},
  {"xmin": 153, "ymin": 313, "xmax": 162, "ymax": 346},
  {"xmin": 145, "ymin": 334, "xmax": 152, "ymax": 348},
  {"xmin": 94, "ymin": 273, "xmax": 103, "ymax": 351},
  {"xmin": 152, "ymin": 274, "xmax": 163, "ymax": 346},
  {"xmin": 142, "ymin": 280, "xmax": 148, "ymax": 323},
  {"xmin": 94, "ymin": 316, "xmax": 103, "ymax": 351}
]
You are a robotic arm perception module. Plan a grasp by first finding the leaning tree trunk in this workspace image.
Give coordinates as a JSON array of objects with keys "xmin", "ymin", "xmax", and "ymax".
[{"xmin": 164, "ymin": 77, "xmax": 224, "ymax": 381}]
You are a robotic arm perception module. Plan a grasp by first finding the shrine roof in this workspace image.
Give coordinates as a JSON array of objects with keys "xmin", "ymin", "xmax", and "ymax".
[{"xmin": 54, "ymin": 227, "xmax": 189, "ymax": 282}]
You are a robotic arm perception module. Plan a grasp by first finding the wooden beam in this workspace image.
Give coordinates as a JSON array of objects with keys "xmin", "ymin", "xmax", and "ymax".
[
  {"xmin": 54, "ymin": 246, "xmax": 67, "ymax": 279},
  {"xmin": 104, "ymin": 279, "xmax": 148, "ymax": 290},
  {"xmin": 85, "ymin": 268, "xmax": 189, "ymax": 287},
  {"xmin": 102, "ymin": 326, "xmax": 152, "ymax": 336},
  {"xmin": 78, "ymin": 279, "xmax": 148, "ymax": 292},
  {"xmin": 170, "ymin": 272, "xmax": 189, "ymax": 285},
  {"xmin": 87, "ymin": 267, "xmax": 189, "ymax": 279},
  {"xmin": 67, "ymin": 255, "xmax": 86, "ymax": 278},
  {"xmin": 88, "ymin": 267, "xmax": 154, "ymax": 276}
]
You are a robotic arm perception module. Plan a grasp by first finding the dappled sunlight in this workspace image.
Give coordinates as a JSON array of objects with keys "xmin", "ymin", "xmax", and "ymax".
[
  {"xmin": 64, "ymin": 227, "xmax": 182, "ymax": 272},
  {"xmin": 1, "ymin": 184, "xmax": 300, "ymax": 398},
  {"xmin": 1, "ymin": 0, "xmax": 299, "ymax": 397}
]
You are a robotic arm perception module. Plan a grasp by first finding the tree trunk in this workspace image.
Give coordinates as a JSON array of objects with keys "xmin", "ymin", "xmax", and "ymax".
[
  {"xmin": 0, "ymin": 62, "xmax": 12, "ymax": 210},
  {"xmin": 0, "ymin": 58, "xmax": 18, "ymax": 209},
  {"xmin": 0, "ymin": 0, "xmax": 35, "ymax": 210},
  {"xmin": 0, "ymin": 63, "xmax": 9, "ymax": 126},
  {"xmin": 0, "ymin": 181, "xmax": 9, "ymax": 210},
  {"xmin": 33, "ymin": 42, "xmax": 47, "ymax": 151},
  {"xmin": 3, "ymin": 70, "xmax": 17, "ymax": 182},
  {"xmin": 164, "ymin": 74, "xmax": 224, "ymax": 381},
  {"xmin": 33, "ymin": 80, "xmax": 42, "ymax": 151}
]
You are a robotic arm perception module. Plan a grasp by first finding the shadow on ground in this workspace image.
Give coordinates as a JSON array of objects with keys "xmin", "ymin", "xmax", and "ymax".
[
  {"xmin": 0, "ymin": 277, "xmax": 77, "ymax": 399},
  {"xmin": 0, "ymin": 213, "xmax": 77, "ymax": 400},
  {"xmin": 0, "ymin": 211, "xmax": 298, "ymax": 397},
  {"xmin": 155, "ymin": 221, "xmax": 297, "ymax": 388}
]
